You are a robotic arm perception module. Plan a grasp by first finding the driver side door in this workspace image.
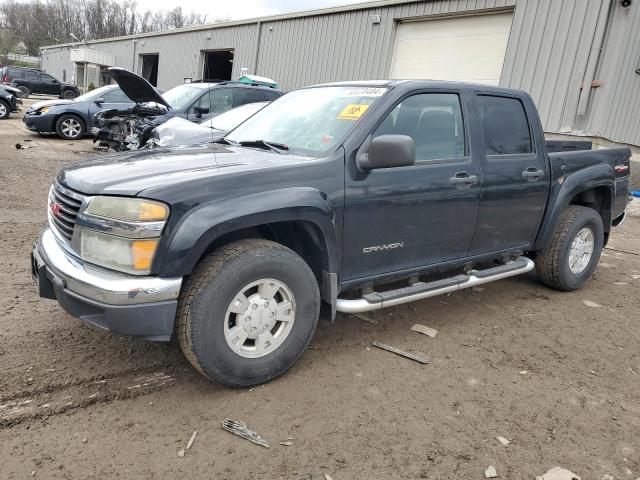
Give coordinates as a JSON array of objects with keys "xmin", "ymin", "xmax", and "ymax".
[
  {"xmin": 187, "ymin": 88, "xmax": 233, "ymax": 122},
  {"xmin": 342, "ymin": 91, "xmax": 481, "ymax": 282},
  {"xmin": 40, "ymin": 73, "xmax": 60, "ymax": 95}
]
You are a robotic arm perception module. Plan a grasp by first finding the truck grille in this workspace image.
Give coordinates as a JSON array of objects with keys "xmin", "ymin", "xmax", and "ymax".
[{"xmin": 48, "ymin": 182, "xmax": 84, "ymax": 240}]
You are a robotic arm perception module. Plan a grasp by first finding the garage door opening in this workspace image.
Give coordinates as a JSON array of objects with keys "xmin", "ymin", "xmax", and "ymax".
[
  {"xmin": 141, "ymin": 54, "xmax": 159, "ymax": 86},
  {"xmin": 390, "ymin": 12, "xmax": 514, "ymax": 85},
  {"xmin": 202, "ymin": 50, "xmax": 234, "ymax": 81}
]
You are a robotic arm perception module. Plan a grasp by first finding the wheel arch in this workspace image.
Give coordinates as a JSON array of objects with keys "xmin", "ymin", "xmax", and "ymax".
[{"xmin": 533, "ymin": 163, "xmax": 614, "ymax": 250}]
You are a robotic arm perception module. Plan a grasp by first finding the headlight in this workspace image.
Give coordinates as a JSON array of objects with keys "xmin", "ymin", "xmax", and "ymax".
[
  {"xmin": 80, "ymin": 230, "xmax": 158, "ymax": 275},
  {"xmin": 39, "ymin": 106, "xmax": 51, "ymax": 114},
  {"xmin": 86, "ymin": 197, "xmax": 168, "ymax": 221},
  {"xmin": 78, "ymin": 196, "xmax": 169, "ymax": 275}
]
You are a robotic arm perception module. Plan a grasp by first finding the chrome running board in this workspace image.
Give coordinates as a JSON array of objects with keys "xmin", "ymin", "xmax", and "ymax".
[{"xmin": 335, "ymin": 256, "xmax": 534, "ymax": 313}]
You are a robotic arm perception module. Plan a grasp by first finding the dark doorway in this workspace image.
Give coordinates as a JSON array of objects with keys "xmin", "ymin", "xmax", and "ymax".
[
  {"xmin": 141, "ymin": 54, "xmax": 159, "ymax": 86},
  {"xmin": 203, "ymin": 50, "xmax": 233, "ymax": 81}
]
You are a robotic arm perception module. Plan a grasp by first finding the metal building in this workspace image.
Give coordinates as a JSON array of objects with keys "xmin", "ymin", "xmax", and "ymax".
[{"xmin": 40, "ymin": 0, "xmax": 640, "ymax": 146}]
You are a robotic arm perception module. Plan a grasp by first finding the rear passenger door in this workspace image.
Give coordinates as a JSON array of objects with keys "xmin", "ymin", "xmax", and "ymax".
[
  {"xmin": 468, "ymin": 94, "xmax": 549, "ymax": 255},
  {"xmin": 26, "ymin": 70, "xmax": 41, "ymax": 93},
  {"xmin": 342, "ymin": 91, "xmax": 481, "ymax": 281}
]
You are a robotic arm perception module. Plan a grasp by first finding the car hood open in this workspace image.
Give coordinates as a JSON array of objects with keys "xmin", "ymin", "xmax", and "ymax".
[{"xmin": 108, "ymin": 67, "xmax": 170, "ymax": 108}]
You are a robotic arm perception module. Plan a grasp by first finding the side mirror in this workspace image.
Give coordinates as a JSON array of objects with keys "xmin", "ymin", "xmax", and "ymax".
[
  {"xmin": 95, "ymin": 98, "xmax": 104, "ymax": 105},
  {"xmin": 357, "ymin": 135, "xmax": 415, "ymax": 170},
  {"xmin": 194, "ymin": 106, "xmax": 210, "ymax": 116}
]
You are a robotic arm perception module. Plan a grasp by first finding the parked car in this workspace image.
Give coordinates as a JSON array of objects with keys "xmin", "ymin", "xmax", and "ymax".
[
  {"xmin": 32, "ymin": 80, "xmax": 630, "ymax": 387},
  {"xmin": 22, "ymin": 85, "xmax": 159, "ymax": 140},
  {"xmin": 0, "ymin": 85, "xmax": 22, "ymax": 119},
  {"xmin": 2, "ymin": 66, "xmax": 79, "ymax": 99},
  {"xmin": 144, "ymin": 101, "xmax": 269, "ymax": 148},
  {"xmin": 92, "ymin": 67, "xmax": 283, "ymax": 151}
]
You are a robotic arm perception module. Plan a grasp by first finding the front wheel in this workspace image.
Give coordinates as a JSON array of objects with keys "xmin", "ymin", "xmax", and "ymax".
[
  {"xmin": 62, "ymin": 89, "xmax": 77, "ymax": 99},
  {"xmin": 536, "ymin": 205, "xmax": 604, "ymax": 291},
  {"xmin": 176, "ymin": 239, "xmax": 320, "ymax": 387},
  {"xmin": 0, "ymin": 100, "xmax": 10, "ymax": 119},
  {"xmin": 55, "ymin": 114, "xmax": 84, "ymax": 140}
]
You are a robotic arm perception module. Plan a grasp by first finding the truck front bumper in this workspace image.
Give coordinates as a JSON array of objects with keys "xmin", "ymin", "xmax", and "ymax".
[{"xmin": 32, "ymin": 228, "xmax": 182, "ymax": 341}]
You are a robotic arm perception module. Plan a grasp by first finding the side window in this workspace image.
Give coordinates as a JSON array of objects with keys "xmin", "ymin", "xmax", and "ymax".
[
  {"xmin": 41, "ymin": 73, "xmax": 56, "ymax": 83},
  {"xmin": 11, "ymin": 68, "xmax": 24, "ymax": 79},
  {"xmin": 372, "ymin": 93, "xmax": 466, "ymax": 161},
  {"xmin": 233, "ymin": 88, "xmax": 264, "ymax": 106},
  {"xmin": 189, "ymin": 91, "xmax": 213, "ymax": 114},
  {"xmin": 477, "ymin": 95, "xmax": 532, "ymax": 155},
  {"xmin": 102, "ymin": 89, "xmax": 130, "ymax": 103},
  {"xmin": 261, "ymin": 89, "xmax": 281, "ymax": 101},
  {"xmin": 26, "ymin": 71, "xmax": 40, "ymax": 81},
  {"xmin": 208, "ymin": 88, "xmax": 234, "ymax": 113}
]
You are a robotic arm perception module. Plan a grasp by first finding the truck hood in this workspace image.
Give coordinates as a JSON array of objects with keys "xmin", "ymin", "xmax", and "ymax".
[
  {"xmin": 108, "ymin": 67, "xmax": 170, "ymax": 108},
  {"xmin": 58, "ymin": 144, "xmax": 314, "ymax": 196}
]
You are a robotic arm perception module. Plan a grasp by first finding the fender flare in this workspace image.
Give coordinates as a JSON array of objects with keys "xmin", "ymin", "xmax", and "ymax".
[
  {"xmin": 533, "ymin": 163, "xmax": 614, "ymax": 251},
  {"xmin": 156, "ymin": 187, "xmax": 340, "ymax": 278}
]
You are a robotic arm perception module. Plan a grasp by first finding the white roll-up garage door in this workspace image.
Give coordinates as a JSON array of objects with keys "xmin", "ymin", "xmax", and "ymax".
[{"xmin": 390, "ymin": 12, "xmax": 514, "ymax": 85}]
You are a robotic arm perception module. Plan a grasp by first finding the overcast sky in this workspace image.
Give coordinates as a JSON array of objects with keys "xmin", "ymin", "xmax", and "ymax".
[{"xmin": 134, "ymin": 0, "xmax": 365, "ymax": 21}]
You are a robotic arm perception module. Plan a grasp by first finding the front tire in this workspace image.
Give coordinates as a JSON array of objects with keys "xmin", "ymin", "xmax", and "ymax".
[
  {"xmin": 536, "ymin": 205, "xmax": 604, "ymax": 291},
  {"xmin": 0, "ymin": 100, "xmax": 10, "ymax": 119},
  {"xmin": 62, "ymin": 89, "xmax": 77, "ymax": 99},
  {"xmin": 55, "ymin": 114, "xmax": 84, "ymax": 140},
  {"xmin": 176, "ymin": 239, "xmax": 320, "ymax": 387}
]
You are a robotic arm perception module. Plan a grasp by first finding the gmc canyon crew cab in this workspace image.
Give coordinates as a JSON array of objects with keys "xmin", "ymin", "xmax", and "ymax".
[{"xmin": 32, "ymin": 80, "xmax": 631, "ymax": 387}]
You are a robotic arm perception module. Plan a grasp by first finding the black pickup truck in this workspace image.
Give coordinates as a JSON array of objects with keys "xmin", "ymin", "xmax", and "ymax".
[{"xmin": 32, "ymin": 80, "xmax": 631, "ymax": 387}]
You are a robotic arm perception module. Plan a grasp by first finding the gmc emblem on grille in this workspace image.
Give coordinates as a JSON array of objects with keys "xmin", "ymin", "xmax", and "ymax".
[{"xmin": 50, "ymin": 202, "xmax": 61, "ymax": 217}]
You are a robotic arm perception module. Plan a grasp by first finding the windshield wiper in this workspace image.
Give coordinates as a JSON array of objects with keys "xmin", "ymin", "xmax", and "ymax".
[
  {"xmin": 213, "ymin": 137, "xmax": 236, "ymax": 145},
  {"xmin": 238, "ymin": 139, "xmax": 289, "ymax": 154}
]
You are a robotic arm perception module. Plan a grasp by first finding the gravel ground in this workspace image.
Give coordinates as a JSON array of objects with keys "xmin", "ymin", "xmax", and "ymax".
[{"xmin": 1, "ymin": 98, "xmax": 639, "ymax": 480}]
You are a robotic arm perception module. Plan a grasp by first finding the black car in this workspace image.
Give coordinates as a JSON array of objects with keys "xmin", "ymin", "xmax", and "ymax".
[
  {"xmin": 2, "ymin": 66, "xmax": 79, "ymax": 99},
  {"xmin": 23, "ymin": 85, "xmax": 160, "ymax": 140},
  {"xmin": 0, "ymin": 85, "xmax": 22, "ymax": 119}
]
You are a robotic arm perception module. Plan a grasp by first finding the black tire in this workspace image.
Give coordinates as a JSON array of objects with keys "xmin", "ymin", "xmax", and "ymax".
[
  {"xmin": 176, "ymin": 239, "xmax": 320, "ymax": 387},
  {"xmin": 0, "ymin": 99, "xmax": 10, "ymax": 119},
  {"xmin": 536, "ymin": 205, "xmax": 604, "ymax": 291},
  {"xmin": 55, "ymin": 114, "xmax": 85, "ymax": 140},
  {"xmin": 62, "ymin": 89, "xmax": 77, "ymax": 99},
  {"xmin": 17, "ymin": 86, "xmax": 30, "ymax": 98}
]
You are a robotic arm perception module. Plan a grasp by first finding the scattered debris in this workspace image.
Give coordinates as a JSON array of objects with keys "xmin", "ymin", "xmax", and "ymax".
[
  {"xmin": 601, "ymin": 474, "xmax": 614, "ymax": 480},
  {"xmin": 519, "ymin": 370, "xmax": 528, "ymax": 375},
  {"xmin": 472, "ymin": 286, "xmax": 485, "ymax": 293},
  {"xmin": 222, "ymin": 418, "xmax": 270, "ymax": 448},
  {"xmin": 583, "ymin": 300, "xmax": 602, "ymax": 308},
  {"xmin": 15, "ymin": 142, "xmax": 34, "ymax": 150},
  {"xmin": 350, "ymin": 312, "xmax": 378, "ymax": 324},
  {"xmin": 485, "ymin": 465, "xmax": 498, "ymax": 478},
  {"xmin": 324, "ymin": 474, "xmax": 334, "ymax": 480},
  {"xmin": 186, "ymin": 430, "xmax": 198, "ymax": 450},
  {"xmin": 411, "ymin": 324, "xmax": 438, "ymax": 337},
  {"xmin": 81, "ymin": 438, "xmax": 88, "ymax": 443},
  {"xmin": 495, "ymin": 436, "xmax": 510, "ymax": 446},
  {"xmin": 535, "ymin": 466, "xmax": 581, "ymax": 480},
  {"xmin": 631, "ymin": 274, "xmax": 640, "ymax": 280},
  {"xmin": 177, "ymin": 448, "xmax": 185, "ymax": 458},
  {"xmin": 279, "ymin": 440, "xmax": 294, "ymax": 446},
  {"xmin": 371, "ymin": 341, "xmax": 428, "ymax": 364}
]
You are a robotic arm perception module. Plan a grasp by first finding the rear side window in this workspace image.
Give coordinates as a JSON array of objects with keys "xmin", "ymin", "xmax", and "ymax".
[
  {"xmin": 373, "ymin": 93, "xmax": 466, "ymax": 161},
  {"xmin": 261, "ymin": 90, "xmax": 281, "ymax": 101},
  {"xmin": 233, "ymin": 88, "xmax": 264, "ymax": 106},
  {"xmin": 26, "ymin": 70, "xmax": 39, "ymax": 81},
  {"xmin": 477, "ymin": 95, "xmax": 532, "ymax": 155},
  {"xmin": 10, "ymin": 68, "xmax": 24, "ymax": 79}
]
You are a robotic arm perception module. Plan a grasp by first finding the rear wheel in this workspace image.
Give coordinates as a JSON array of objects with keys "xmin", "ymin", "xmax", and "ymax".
[
  {"xmin": 55, "ymin": 114, "xmax": 84, "ymax": 140},
  {"xmin": 176, "ymin": 239, "xmax": 320, "ymax": 387},
  {"xmin": 0, "ymin": 100, "xmax": 10, "ymax": 119},
  {"xmin": 17, "ymin": 86, "xmax": 30, "ymax": 98},
  {"xmin": 536, "ymin": 205, "xmax": 604, "ymax": 291}
]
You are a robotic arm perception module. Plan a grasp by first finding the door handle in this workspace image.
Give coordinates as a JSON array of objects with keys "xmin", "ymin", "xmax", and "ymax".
[
  {"xmin": 522, "ymin": 167, "xmax": 544, "ymax": 180},
  {"xmin": 449, "ymin": 172, "xmax": 479, "ymax": 186}
]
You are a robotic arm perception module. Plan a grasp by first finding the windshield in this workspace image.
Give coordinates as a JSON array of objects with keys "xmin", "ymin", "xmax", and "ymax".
[
  {"xmin": 204, "ymin": 102, "xmax": 268, "ymax": 132},
  {"xmin": 225, "ymin": 86, "xmax": 388, "ymax": 156},
  {"xmin": 75, "ymin": 85, "xmax": 114, "ymax": 102},
  {"xmin": 161, "ymin": 84, "xmax": 205, "ymax": 109}
]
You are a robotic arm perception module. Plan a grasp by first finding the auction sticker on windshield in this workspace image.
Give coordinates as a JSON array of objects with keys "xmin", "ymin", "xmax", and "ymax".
[
  {"xmin": 342, "ymin": 87, "xmax": 387, "ymax": 97},
  {"xmin": 338, "ymin": 104, "xmax": 370, "ymax": 120}
]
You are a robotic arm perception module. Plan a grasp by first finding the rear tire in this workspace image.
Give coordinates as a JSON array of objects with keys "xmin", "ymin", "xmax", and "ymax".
[
  {"xmin": 176, "ymin": 239, "xmax": 320, "ymax": 387},
  {"xmin": 17, "ymin": 86, "xmax": 30, "ymax": 98},
  {"xmin": 535, "ymin": 205, "xmax": 604, "ymax": 291},
  {"xmin": 0, "ymin": 99, "xmax": 10, "ymax": 119},
  {"xmin": 55, "ymin": 114, "xmax": 85, "ymax": 140}
]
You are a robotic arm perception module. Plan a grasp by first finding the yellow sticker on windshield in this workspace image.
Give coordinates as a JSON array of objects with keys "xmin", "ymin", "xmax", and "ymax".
[{"xmin": 337, "ymin": 104, "xmax": 369, "ymax": 120}]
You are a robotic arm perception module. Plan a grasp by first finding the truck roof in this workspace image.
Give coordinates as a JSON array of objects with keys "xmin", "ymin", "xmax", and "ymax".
[{"xmin": 308, "ymin": 79, "xmax": 526, "ymax": 96}]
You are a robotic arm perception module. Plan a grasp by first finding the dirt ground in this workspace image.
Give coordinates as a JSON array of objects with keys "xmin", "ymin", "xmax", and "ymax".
[{"xmin": 1, "ymin": 97, "xmax": 639, "ymax": 480}]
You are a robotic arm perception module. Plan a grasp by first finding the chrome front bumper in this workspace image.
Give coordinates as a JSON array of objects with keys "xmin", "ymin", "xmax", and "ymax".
[{"xmin": 32, "ymin": 228, "xmax": 183, "ymax": 340}]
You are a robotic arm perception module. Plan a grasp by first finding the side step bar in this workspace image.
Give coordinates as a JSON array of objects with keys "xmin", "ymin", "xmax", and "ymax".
[{"xmin": 335, "ymin": 256, "xmax": 534, "ymax": 314}]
